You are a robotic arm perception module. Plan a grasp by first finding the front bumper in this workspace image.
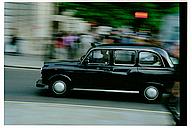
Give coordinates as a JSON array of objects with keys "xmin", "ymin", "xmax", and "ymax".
[{"xmin": 36, "ymin": 79, "xmax": 47, "ymax": 88}]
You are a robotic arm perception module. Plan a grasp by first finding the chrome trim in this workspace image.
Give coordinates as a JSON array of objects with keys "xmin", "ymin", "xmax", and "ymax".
[
  {"xmin": 52, "ymin": 80, "xmax": 67, "ymax": 94},
  {"xmin": 113, "ymin": 63, "xmax": 135, "ymax": 66},
  {"xmin": 87, "ymin": 62, "xmax": 109, "ymax": 65},
  {"xmin": 53, "ymin": 81, "xmax": 66, "ymax": 93},
  {"xmin": 72, "ymin": 88, "xmax": 139, "ymax": 94},
  {"xmin": 144, "ymin": 86, "xmax": 159, "ymax": 100},
  {"xmin": 63, "ymin": 74, "xmax": 72, "ymax": 81}
]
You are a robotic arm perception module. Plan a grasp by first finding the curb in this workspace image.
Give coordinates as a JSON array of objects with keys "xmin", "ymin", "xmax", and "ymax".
[
  {"xmin": 4, "ymin": 52, "xmax": 43, "ymax": 58},
  {"xmin": 165, "ymin": 97, "xmax": 180, "ymax": 125},
  {"xmin": 4, "ymin": 65, "xmax": 41, "ymax": 70}
]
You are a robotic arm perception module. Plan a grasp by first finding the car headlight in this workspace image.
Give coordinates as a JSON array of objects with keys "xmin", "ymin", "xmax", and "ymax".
[{"xmin": 40, "ymin": 66, "xmax": 43, "ymax": 75}]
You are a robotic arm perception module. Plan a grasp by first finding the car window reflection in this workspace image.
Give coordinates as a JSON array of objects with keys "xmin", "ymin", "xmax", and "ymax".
[
  {"xmin": 139, "ymin": 52, "xmax": 162, "ymax": 66},
  {"xmin": 86, "ymin": 49, "xmax": 110, "ymax": 64}
]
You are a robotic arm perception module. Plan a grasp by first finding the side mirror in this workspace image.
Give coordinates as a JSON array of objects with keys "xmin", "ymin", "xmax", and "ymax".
[
  {"xmin": 80, "ymin": 55, "xmax": 89, "ymax": 65},
  {"xmin": 80, "ymin": 55, "xmax": 86, "ymax": 62},
  {"xmin": 83, "ymin": 59, "xmax": 89, "ymax": 65}
]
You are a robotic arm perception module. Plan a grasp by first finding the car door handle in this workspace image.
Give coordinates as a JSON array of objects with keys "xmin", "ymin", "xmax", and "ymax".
[
  {"xmin": 100, "ymin": 68, "xmax": 112, "ymax": 71},
  {"xmin": 103, "ymin": 68, "xmax": 111, "ymax": 71}
]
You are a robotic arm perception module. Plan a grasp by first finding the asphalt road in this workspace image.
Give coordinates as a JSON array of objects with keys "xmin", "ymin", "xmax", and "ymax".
[{"xmin": 4, "ymin": 67, "xmax": 175, "ymax": 125}]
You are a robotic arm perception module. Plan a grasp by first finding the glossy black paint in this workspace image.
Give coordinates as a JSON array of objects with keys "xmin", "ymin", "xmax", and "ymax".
[{"xmin": 37, "ymin": 44, "xmax": 176, "ymax": 94}]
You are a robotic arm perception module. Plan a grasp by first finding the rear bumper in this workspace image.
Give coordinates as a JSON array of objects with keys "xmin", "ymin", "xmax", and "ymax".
[{"xmin": 36, "ymin": 79, "xmax": 47, "ymax": 88}]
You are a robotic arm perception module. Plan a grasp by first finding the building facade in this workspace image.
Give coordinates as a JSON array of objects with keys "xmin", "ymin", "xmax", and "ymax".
[{"xmin": 4, "ymin": 2, "xmax": 90, "ymax": 55}]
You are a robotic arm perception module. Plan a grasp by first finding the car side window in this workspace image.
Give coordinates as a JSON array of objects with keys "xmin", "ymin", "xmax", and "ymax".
[
  {"xmin": 114, "ymin": 50, "xmax": 135, "ymax": 65},
  {"xmin": 86, "ymin": 49, "xmax": 110, "ymax": 64},
  {"xmin": 139, "ymin": 51, "xmax": 162, "ymax": 67}
]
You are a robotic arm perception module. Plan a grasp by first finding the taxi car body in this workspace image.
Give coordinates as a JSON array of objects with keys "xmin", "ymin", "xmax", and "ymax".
[{"xmin": 36, "ymin": 44, "xmax": 177, "ymax": 103}]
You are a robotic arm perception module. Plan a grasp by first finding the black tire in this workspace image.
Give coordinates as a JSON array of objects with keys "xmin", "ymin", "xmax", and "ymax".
[
  {"xmin": 141, "ymin": 85, "xmax": 162, "ymax": 103},
  {"xmin": 49, "ymin": 78, "xmax": 70, "ymax": 97}
]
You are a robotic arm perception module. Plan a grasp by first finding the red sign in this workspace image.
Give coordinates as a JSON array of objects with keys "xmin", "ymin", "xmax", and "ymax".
[{"xmin": 135, "ymin": 12, "xmax": 148, "ymax": 18}]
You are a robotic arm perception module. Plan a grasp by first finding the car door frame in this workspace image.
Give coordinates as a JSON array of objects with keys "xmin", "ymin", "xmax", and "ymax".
[
  {"xmin": 137, "ymin": 50, "xmax": 172, "ymax": 87},
  {"xmin": 79, "ymin": 48, "xmax": 113, "ymax": 89},
  {"xmin": 108, "ymin": 48, "xmax": 139, "ymax": 90}
]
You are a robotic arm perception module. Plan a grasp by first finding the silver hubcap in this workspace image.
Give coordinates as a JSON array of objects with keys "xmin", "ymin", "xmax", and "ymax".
[
  {"xmin": 144, "ymin": 86, "xmax": 159, "ymax": 100},
  {"xmin": 53, "ymin": 81, "xmax": 66, "ymax": 94}
]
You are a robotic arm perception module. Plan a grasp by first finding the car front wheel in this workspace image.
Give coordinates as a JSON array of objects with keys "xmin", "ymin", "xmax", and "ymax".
[
  {"xmin": 49, "ymin": 79, "xmax": 69, "ymax": 97},
  {"xmin": 142, "ymin": 85, "xmax": 162, "ymax": 103}
]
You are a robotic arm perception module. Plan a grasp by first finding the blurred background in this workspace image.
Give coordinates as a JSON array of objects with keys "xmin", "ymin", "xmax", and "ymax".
[
  {"xmin": 4, "ymin": 2, "xmax": 179, "ymax": 60},
  {"xmin": 4, "ymin": 2, "xmax": 181, "ymax": 124}
]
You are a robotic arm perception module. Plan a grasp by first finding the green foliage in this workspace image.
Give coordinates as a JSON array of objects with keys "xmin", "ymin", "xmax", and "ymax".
[{"xmin": 56, "ymin": 2, "xmax": 179, "ymax": 33}]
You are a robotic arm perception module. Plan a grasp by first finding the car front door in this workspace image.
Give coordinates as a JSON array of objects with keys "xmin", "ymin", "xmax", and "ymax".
[{"xmin": 76, "ymin": 49, "xmax": 112, "ymax": 89}]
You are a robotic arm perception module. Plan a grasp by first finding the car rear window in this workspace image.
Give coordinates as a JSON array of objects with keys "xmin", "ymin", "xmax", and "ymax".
[{"xmin": 139, "ymin": 51, "xmax": 162, "ymax": 66}]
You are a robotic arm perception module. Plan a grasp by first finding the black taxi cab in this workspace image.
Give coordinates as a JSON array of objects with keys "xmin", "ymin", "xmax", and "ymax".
[{"xmin": 36, "ymin": 44, "xmax": 177, "ymax": 103}]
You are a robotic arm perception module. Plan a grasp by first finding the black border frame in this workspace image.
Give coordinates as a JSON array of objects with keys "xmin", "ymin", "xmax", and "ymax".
[{"xmin": 179, "ymin": 2, "xmax": 187, "ymax": 126}]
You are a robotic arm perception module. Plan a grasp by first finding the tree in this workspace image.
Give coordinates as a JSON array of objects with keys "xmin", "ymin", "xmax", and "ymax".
[{"xmin": 56, "ymin": 2, "xmax": 179, "ymax": 33}]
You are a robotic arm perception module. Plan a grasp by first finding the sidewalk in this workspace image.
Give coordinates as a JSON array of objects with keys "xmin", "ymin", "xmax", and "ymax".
[
  {"xmin": 4, "ymin": 52, "xmax": 80, "ymax": 69},
  {"xmin": 4, "ymin": 53, "xmax": 44, "ymax": 69}
]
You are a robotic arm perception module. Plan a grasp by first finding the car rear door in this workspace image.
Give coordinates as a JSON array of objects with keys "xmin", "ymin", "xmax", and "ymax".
[{"xmin": 106, "ymin": 49, "xmax": 139, "ymax": 91}]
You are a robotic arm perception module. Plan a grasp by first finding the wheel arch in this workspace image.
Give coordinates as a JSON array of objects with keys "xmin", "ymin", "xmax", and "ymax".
[
  {"xmin": 48, "ymin": 74, "xmax": 72, "ymax": 84},
  {"xmin": 143, "ymin": 82, "xmax": 165, "ymax": 92}
]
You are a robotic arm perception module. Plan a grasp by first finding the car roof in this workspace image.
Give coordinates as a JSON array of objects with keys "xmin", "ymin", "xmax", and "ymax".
[
  {"xmin": 95, "ymin": 44, "xmax": 162, "ymax": 51},
  {"xmin": 91, "ymin": 44, "xmax": 169, "ymax": 57}
]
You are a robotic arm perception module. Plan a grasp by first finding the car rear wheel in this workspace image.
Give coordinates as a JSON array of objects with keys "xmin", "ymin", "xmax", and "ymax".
[
  {"xmin": 49, "ymin": 79, "xmax": 69, "ymax": 97},
  {"xmin": 142, "ymin": 85, "xmax": 162, "ymax": 103}
]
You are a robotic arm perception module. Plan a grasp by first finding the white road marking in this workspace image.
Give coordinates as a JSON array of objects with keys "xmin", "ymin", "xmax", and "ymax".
[
  {"xmin": 5, "ymin": 100, "xmax": 171, "ymax": 115},
  {"xmin": 4, "ymin": 66, "xmax": 40, "ymax": 71}
]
